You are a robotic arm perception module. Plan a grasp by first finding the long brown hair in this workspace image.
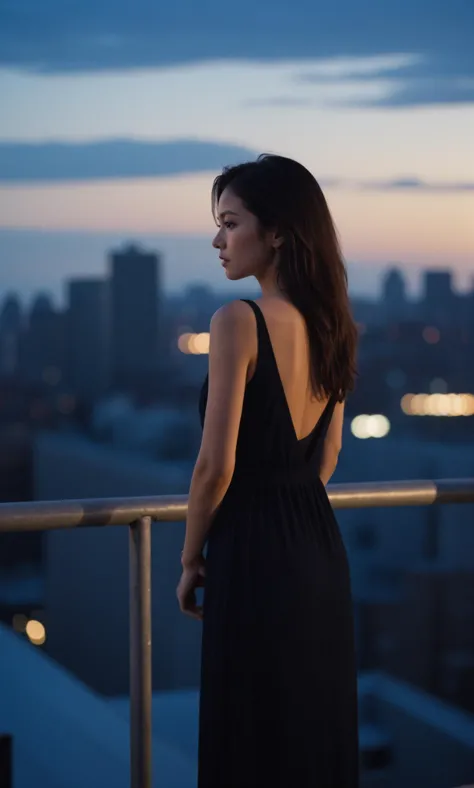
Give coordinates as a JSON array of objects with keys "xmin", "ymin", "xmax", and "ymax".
[{"xmin": 212, "ymin": 154, "xmax": 358, "ymax": 401}]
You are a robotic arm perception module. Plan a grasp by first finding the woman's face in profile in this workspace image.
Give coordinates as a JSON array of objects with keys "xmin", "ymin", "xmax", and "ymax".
[{"xmin": 212, "ymin": 186, "xmax": 274, "ymax": 281}]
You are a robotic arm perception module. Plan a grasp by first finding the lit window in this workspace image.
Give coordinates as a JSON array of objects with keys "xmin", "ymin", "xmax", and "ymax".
[{"xmin": 25, "ymin": 619, "xmax": 46, "ymax": 646}]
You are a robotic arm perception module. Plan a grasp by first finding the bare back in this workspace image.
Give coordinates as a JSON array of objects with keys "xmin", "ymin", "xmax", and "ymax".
[{"xmin": 248, "ymin": 297, "xmax": 330, "ymax": 442}]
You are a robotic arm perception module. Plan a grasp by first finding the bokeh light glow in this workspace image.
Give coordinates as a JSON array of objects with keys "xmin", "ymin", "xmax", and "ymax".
[
  {"xmin": 351, "ymin": 414, "xmax": 391, "ymax": 439},
  {"xmin": 178, "ymin": 332, "xmax": 210, "ymax": 354},
  {"xmin": 401, "ymin": 393, "xmax": 474, "ymax": 416},
  {"xmin": 25, "ymin": 619, "xmax": 46, "ymax": 646}
]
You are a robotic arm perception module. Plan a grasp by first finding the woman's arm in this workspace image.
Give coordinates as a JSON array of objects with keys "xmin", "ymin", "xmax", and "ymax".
[
  {"xmin": 319, "ymin": 401, "xmax": 344, "ymax": 486},
  {"xmin": 181, "ymin": 301, "xmax": 254, "ymax": 568}
]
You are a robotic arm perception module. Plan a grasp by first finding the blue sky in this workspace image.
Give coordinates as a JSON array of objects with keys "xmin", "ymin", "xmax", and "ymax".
[{"xmin": 0, "ymin": 0, "xmax": 473, "ymax": 303}]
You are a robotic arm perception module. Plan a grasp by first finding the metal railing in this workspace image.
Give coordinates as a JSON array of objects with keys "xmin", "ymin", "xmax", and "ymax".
[{"xmin": 1, "ymin": 477, "xmax": 474, "ymax": 788}]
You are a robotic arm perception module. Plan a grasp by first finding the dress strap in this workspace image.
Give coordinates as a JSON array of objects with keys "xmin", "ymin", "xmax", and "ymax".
[{"xmin": 240, "ymin": 299, "xmax": 273, "ymax": 359}]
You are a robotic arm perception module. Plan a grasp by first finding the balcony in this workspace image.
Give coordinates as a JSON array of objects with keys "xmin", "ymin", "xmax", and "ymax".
[{"xmin": 1, "ymin": 478, "xmax": 474, "ymax": 788}]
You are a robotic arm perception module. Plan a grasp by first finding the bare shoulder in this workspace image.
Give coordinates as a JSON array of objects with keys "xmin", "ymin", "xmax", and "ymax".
[
  {"xmin": 210, "ymin": 300, "xmax": 255, "ymax": 336},
  {"xmin": 209, "ymin": 301, "xmax": 256, "ymax": 365}
]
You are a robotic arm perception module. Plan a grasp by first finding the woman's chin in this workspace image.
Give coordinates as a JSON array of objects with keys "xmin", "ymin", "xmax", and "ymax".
[{"xmin": 224, "ymin": 267, "xmax": 247, "ymax": 281}]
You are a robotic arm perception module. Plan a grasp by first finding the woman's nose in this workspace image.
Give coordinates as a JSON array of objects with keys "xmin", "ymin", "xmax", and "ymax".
[{"xmin": 212, "ymin": 233, "xmax": 221, "ymax": 249}]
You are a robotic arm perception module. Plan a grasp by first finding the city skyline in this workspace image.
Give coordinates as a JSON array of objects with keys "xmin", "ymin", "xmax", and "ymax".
[{"xmin": 0, "ymin": 231, "xmax": 472, "ymax": 309}]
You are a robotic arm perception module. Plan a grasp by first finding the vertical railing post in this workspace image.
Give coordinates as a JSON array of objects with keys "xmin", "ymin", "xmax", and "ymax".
[
  {"xmin": 129, "ymin": 516, "xmax": 152, "ymax": 788},
  {"xmin": 0, "ymin": 734, "xmax": 12, "ymax": 788}
]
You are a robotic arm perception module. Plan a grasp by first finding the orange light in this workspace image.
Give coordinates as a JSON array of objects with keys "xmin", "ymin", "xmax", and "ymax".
[
  {"xmin": 400, "ymin": 393, "xmax": 474, "ymax": 416},
  {"xmin": 25, "ymin": 619, "xmax": 46, "ymax": 646},
  {"xmin": 177, "ymin": 332, "xmax": 210, "ymax": 355},
  {"xmin": 177, "ymin": 332, "xmax": 192, "ymax": 353}
]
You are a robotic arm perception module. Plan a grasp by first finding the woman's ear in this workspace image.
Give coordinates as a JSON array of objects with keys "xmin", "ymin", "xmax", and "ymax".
[{"xmin": 271, "ymin": 231, "xmax": 285, "ymax": 250}]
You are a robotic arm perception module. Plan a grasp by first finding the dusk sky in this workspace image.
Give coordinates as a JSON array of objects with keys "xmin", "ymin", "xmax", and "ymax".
[{"xmin": 1, "ymin": 0, "xmax": 473, "ymax": 303}]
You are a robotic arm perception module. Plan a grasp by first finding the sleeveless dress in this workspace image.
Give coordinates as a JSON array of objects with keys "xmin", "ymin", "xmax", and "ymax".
[{"xmin": 198, "ymin": 299, "xmax": 359, "ymax": 787}]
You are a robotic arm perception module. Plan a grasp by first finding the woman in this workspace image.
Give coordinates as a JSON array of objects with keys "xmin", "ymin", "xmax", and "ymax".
[{"xmin": 177, "ymin": 154, "xmax": 359, "ymax": 787}]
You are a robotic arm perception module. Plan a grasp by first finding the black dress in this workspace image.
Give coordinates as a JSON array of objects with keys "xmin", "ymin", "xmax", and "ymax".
[{"xmin": 198, "ymin": 299, "xmax": 359, "ymax": 787}]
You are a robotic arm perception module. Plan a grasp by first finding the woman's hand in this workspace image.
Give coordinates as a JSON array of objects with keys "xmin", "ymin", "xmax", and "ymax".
[{"xmin": 176, "ymin": 555, "xmax": 206, "ymax": 621}]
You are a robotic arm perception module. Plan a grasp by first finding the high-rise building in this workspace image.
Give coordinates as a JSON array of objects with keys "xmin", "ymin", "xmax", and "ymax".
[
  {"xmin": 422, "ymin": 270, "xmax": 454, "ymax": 325},
  {"xmin": 0, "ymin": 293, "xmax": 23, "ymax": 378},
  {"xmin": 109, "ymin": 243, "xmax": 161, "ymax": 392},
  {"xmin": 381, "ymin": 268, "xmax": 408, "ymax": 321},
  {"xmin": 19, "ymin": 294, "xmax": 65, "ymax": 386},
  {"xmin": 424, "ymin": 270, "xmax": 453, "ymax": 302},
  {"xmin": 67, "ymin": 278, "xmax": 109, "ymax": 403}
]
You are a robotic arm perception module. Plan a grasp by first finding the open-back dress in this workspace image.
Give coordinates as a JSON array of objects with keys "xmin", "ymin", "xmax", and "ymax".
[{"xmin": 197, "ymin": 299, "xmax": 359, "ymax": 787}]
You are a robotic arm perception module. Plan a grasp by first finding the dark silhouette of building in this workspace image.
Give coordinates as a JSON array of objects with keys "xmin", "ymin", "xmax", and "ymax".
[
  {"xmin": 19, "ymin": 294, "xmax": 66, "ymax": 386},
  {"xmin": 67, "ymin": 278, "xmax": 109, "ymax": 403},
  {"xmin": 422, "ymin": 270, "xmax": 454, "ymax": 326},
  {"xmin": 0, "ymin": 293, "xmax": 23, "ymax": 378},
  {"xmin": 109, "ymin": 243, "xmax": 161, "ymax": 394},
  {"xmin": 381, "ymin": 267, "xmax": 408, "ymax": 321}
]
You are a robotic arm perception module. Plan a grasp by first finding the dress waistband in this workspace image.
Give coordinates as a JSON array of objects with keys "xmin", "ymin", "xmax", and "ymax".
[{"xmin": 230, "ymin": 464, "xmax": 318, "ymax": 488}]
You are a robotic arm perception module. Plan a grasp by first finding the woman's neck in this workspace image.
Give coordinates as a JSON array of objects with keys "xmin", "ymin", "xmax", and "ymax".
[{"xmin": 257, "ymin": 263, "xmax": 286, "ymax": 299}]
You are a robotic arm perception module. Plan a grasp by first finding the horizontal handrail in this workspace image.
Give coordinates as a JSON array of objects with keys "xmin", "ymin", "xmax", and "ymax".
[
  {"xmin": 2, "ymin": 476, "xmax": 474, "ymax": 788},
  {"xmin": 1, "ymin": 479, "xmax": 473, "ymax": 533}
]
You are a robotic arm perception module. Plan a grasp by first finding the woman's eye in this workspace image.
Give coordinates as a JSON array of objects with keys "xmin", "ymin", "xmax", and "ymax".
[{"xmin": 225, "ymin": 221, "xmax": 236, "ymax": 229}]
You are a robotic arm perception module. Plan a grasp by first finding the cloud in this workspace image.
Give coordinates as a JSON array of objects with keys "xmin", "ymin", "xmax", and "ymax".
[
  {"xmin": 328, "ymin": 176, "xmax": 474, "ymax": 192},
  {"xmin": 359, "ymin": 178, "xmax": 474, "ymax": 192},
  {"xmin": 1, "ymin": 141, "xmax": 471, "ymax": 193},
  {"xmin": 298, "ymin": 57, "xmax": 474, "ymax": 108},
  {"xmin": 358, "ymin": 79, "xmax": 474, "ymax": 108},
  {"xmin": 246, "ymin": 83, "xmax": 474, "ymax": 110},
  {"xmin": 0, "ymin": 0, "xmax": 473, "ymax": 107},
  {"xmin": 0, "ymin": 139, "xmax": 258, "ymax": 183}
]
